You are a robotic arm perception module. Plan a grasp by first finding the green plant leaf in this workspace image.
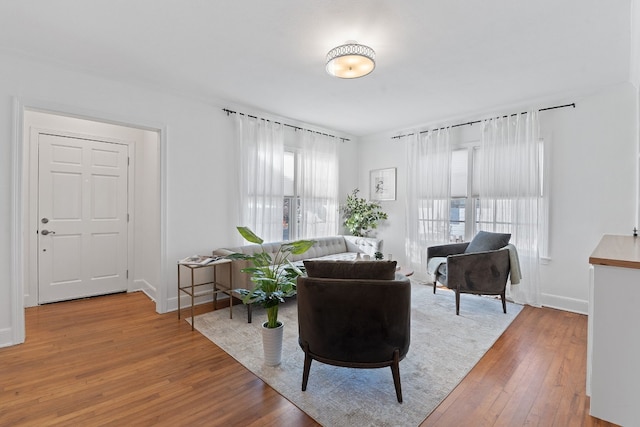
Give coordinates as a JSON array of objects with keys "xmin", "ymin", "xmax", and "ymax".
[
  {"xmin": 339, "ymin": 188, "xmax": 388, "ymax": 237},
  {"xmin": 237, "ymin": 226, "xmax": 264, "ymax": 244},
  {"xmin": 287, "ymin": 239, "xmax": 316, "ymax": 255},
  {"xmin": 226, "ymin": 252, "xmax": 250, "ymax": 260},
  {"xmin": 284, "ymin": 260, "xmax": 304, "ymax": 276},
  {"xmin": 231, "ymin": 226, "xmax": 315, "ymax": 327},
  {"xmin": 253, "ymin": 251, "xmax": 272, "ymax": 267}
]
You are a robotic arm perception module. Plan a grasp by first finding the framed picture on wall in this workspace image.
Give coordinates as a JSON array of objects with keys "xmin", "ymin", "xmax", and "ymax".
[{"xmin": 370, "ymin": 167, "xmax": 396, "ymax": 201}]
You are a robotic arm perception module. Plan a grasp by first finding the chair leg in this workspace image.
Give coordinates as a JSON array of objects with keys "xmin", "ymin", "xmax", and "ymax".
[
  {"xmin": 247, "ymin": 303, "xmax": 252, "ymax": 323},
  {"xmin": 455, "ymin": 290, "xmax": 460, "ymax": 315},
  {"xmin": 390, "ymin": 348, "xmax": 403, "ymax": 403},
  {"xmin": 433, "ymin": 280, "xmax": 436, "ymax": 294},
  {"xmin": 301, "ymin": 342, "xmax": 312, "ymax": 391},
  {"xmin": 501, "ymin": 291, "xmax": 507, "ymax": 314}
]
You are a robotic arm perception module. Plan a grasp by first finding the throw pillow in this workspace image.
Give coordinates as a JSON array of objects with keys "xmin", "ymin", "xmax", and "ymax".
[
  {"xmin": 464, "ymin": 231, "xmax": 511, "ymax": 253},
  {"xmin": 303, "ymin": 260, "xmax": 397, "ymax": 280}
]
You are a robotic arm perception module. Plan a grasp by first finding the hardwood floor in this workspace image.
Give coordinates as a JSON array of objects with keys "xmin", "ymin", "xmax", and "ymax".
[
  {"xmin": 0, "ymin": 292, "xmax": 615, "ymax": 426},
  {"xmin": 423, "ymin": 304, "xmax": 614, "ymax": 427}
]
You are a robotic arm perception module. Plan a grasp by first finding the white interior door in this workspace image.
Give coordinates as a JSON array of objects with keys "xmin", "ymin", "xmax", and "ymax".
[{"xmin": 38, "ymin": 133, "xmax": 129, "ymax": 303}]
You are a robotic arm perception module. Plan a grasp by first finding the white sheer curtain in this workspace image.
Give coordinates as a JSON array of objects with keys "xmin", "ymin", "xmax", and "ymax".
[
  {"xmin": 296, "ymin": 131, "xmax": 339, "ymax": 238},
  {"xmin": 405, "ymin": 127, "xmax": 451, "ymax": 278},
  {"xmin": 236, "ymin": 114, "xmax": 284, "ymax": 243},
  {"xmin": 477, "ymin": 111, "xmax": 542, "ymax": 307}
]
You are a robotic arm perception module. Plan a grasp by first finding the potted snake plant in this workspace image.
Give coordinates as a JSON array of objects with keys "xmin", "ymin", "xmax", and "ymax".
[{"xmin": 228, "ymin": 226, "xmax": 315, "ymax": 366}]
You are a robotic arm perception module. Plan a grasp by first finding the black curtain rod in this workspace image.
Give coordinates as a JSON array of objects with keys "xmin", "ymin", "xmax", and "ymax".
[
  {"xmin": 391, "ymin": 102, "xmax": 576, "ymax": 140},
  {"xmin": 222, "ymin": 108, "xmax": 350, "ymax": 142}
]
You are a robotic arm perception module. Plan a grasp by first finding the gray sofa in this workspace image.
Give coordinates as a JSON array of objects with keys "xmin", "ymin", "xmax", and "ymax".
[{"xmin": 213, "ymin": 235, "xmax": 383, "ymax": 322}]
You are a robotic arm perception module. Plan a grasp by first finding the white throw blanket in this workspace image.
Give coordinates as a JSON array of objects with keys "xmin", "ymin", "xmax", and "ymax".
[
  {"xmin": 427, "ymin": 256, "xmax": 447, "ymax": 280},
  {"xmin": 505, "ymin": 243, "xmax": 522, "ymax": 285}
]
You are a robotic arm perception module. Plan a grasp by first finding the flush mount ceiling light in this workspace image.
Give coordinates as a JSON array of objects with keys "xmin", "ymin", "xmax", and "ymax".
[{"xmin": 326, "ymin": 41, "xmax": 375, "ymax": 79}]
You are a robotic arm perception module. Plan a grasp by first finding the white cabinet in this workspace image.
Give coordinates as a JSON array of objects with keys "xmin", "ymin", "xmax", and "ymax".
[{"xmin": 588, "ymin": 235, "xmax": 640, "ymax": 426}]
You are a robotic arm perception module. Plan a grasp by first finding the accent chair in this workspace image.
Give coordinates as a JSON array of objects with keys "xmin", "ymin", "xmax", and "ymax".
[
  {"xmin": 296, "ymin": 260, "xmax": 411, "ymax": 403},
  {"xmin": 427, "ymin": 231, "xmax": 512, "ymax": 315}
]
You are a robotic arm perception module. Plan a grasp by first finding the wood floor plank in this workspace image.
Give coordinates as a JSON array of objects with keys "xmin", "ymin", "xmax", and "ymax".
[
  {"xmin": 0, "ymin": 292, "xmax": 616, "ymax": 426},
  {"xmin": 421, "ymin": 305, "xmax": 616, "ymax": 427}
]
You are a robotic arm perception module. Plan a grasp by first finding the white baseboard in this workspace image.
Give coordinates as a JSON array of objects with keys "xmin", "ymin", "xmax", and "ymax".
[
  {"xmin": 541, "ymin": 293, "xmax": 588, "ymax": 315},
  {"xmin": 134, "ymin": 279, "xmax": 156, "ymax": 301},
  {"xmin": 0, "ymin": 327, "xmax": 16, "ymax": 348}
]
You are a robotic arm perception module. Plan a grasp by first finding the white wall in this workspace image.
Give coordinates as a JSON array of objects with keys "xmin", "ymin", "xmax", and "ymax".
[
  {"xmin": 358, "ymin": 82, "xmax": 638, "ymax": 314},
  {"xmin": 134, "ymin": 129, "xmax": 162, "ymax": 298},
  {"xmin": 0, "ymin": 51, "xmax": 235, "ymax": 346},
  {"xmin": 541, "ymin": 83, "xmax": 637, "ymax": 312},
  {"xmin": 0, "ymin": 51, "xmax": 356, "ymax": 347},
  {"xmin": 353, "ymin": 139, "xmax": 407, "ymax": 262},
  {"xmin": 632, "ymin": 0, "xmax": 640, "ymax": 90}
]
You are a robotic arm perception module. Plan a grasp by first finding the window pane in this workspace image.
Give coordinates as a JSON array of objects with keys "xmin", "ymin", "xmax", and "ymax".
[
  {"xmin": 450, "ymin": 198, "xmax": 465, "ymax": 242},
  {"xmin": 283, "ymin": 197, "xmax": 291, "ymax": 240},
  {"xmin": 539, "ymin": 141, "xmax": 544, "ymax": 196},
  {"xmin": 284, "ymin": 151, "xmax": 295, "ymax": 197},
  {"xmin": 417, "ymin": 199, "xmax": 449, "ymax": 242},
  {"xmin": 471, "ymin": 147, "xmax": 481, "ymax": 197},
  {"xmin": 282, "ymin": 196, "xmax": 301, "ymax": 240},
  {"xmin": 284, "ymin": 152, "xmax": 295, "ymax": 240},
  {"xmin": 451, "ymin": 149, "xmax": 468, "ymax": 198}
]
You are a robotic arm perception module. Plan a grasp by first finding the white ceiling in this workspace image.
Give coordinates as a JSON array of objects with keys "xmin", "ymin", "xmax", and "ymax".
[{"xmin": 0, "ymin": 0, "xmax": 632, "ymax": 137}]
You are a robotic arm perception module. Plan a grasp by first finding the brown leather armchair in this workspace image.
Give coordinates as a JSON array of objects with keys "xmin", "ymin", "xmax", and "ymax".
[
  {"xmin": 427, "ymin": 231, "xmax": 512, "ymax": 315},
  {"xmin": 297, "ymin": 260, "xmax": 411, "ymax": 403}
]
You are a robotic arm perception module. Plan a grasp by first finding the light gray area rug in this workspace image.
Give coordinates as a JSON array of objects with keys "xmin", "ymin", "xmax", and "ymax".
[{"xmin": 191, "ymin": 282, "xmax": 523, "ymax": 427}]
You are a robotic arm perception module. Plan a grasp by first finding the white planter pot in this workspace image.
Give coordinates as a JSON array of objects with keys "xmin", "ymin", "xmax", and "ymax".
[{"xmin": 261, "ymin": 321, "xmax": 284, "ymax": 366}]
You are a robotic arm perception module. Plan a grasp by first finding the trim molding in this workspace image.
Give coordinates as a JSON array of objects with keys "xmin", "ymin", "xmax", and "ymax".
[
  {"xmin": 158, "ymin": 125, "xmax": 168, "ymax": 314},
  {"xmin": 134, "ymin": 279, "xmax": 157, "ymax": 301},
  {"xmin": 9, "ymin": 96, "xmax": 167, "ymax": 347},
  {"xmin": 10, "ymin": 97, "xmax": 26, "ymax": 346},
  {"xmin": 0, "ymin": 327, "xmax": 14, "ymax": 348},
  {"xmin": 541, "ymin": 293, "xmax": 588, "ymax": 315}
]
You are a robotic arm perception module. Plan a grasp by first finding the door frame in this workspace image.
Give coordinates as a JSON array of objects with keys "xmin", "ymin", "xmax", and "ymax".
[{"xmin": 10, "ymin": 97, "xmax": 168, "ymax": 345}]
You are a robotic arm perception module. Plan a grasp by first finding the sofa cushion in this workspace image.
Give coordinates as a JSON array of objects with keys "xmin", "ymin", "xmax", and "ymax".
[
  {"xmin": 344, "ymin": 235, "xmax": 380, "ymax": 255},
  {"xmin": 303, "ymin": 260, "xmax": 397, "ymax": 280},
  {"xmin": 292, "ymin": 236, "xmax": 348, "ymax": 261},
  {"xmin": 464, "ymin": 231, "xmax": 511, "ymax": 253}
]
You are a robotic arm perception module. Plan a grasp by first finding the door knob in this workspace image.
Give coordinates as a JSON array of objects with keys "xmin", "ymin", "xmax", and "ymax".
[
  {"xmin": 41, "ymin": 217, "xmax": 49, "ymax": 224},
  {"xmin": 41, "ymin": 229, "xmax": 55, "ymax": 236}
]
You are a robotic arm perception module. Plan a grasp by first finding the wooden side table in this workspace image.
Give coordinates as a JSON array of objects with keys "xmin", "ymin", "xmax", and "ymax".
[{"xmin": 178, "ymin": 258, "xmax": 233, "ymax": 330}]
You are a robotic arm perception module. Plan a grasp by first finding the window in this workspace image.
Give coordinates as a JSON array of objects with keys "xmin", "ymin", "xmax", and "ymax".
[
  {"xmin": 236, "ymin": 115, "xmax": 339, "ymax": 243},
  {"xmin": 449, "ymin": 199, "xmax": 466, "ymax": 242},
  {"xmin": 446, "ymin": 142, "xmax": 545, "ymax": 244},
  {"xmin": 283, "ymin": 134, "xmax": 340, "ymax": 241},
  {"xmin": 283, "ymin": 150, "xmax": 299, "ymax": 240},
  {"xmin": 449, "ymin": 148, "xmax": 469, "ymax": 242}
]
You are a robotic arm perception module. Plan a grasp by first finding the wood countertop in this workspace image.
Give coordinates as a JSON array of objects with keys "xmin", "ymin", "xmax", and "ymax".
[{"xmin": 589, "ymin": 234, "xmax": 640, "ymax": 269}]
